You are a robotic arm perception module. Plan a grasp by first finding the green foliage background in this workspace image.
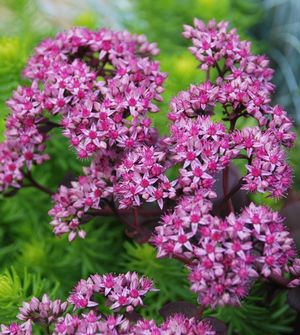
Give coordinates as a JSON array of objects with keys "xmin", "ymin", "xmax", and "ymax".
[{"xmin": 0, "ymin": 0, "xmax": 299, "ymax": 333}]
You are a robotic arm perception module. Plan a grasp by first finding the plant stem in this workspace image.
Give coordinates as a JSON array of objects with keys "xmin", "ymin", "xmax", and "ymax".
[
  {"xmin": 197, "ymin": 305, "xmax": 205, "ymax": 318},
  {"xmin": 105, "ymin": 200, "xmax": 132, "ymax": 229},
  {"xmin": 222, "ymin": 166, "xmax": 234, "ymax": 213},
  {"xmin": 23, "ymin": 171, "xmax": 54, "ymax": 196},
  {"xmin": 215, "ymin": 62, "xmax": 223, "ymax": 77},
  {"xmin": 217, "ymin": 177, "xmax": 244, "ymax": 212},
  {"xmin": 173, "ymin": 254, "xmax": 193, "ymax": 265},
  {"xmin": 206, "ymin": 68, "xmax": 210, "ymax": 81},
  {"xmin": 87, "ymin": 208, "xmax": 162, "ymax": 217},
  {"xmin": 133, "ymin": 207, "xmax": 139, "ymax": 228}
]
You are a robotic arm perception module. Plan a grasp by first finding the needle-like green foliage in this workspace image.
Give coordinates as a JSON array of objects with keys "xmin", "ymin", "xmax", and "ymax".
[{"xmin": 0, "ymin": 267, "xmax": 59, "ymax": 323}]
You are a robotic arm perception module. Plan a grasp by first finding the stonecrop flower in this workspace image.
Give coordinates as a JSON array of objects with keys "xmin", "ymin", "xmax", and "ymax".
[
  {"xmin": 68, "ymin": 272, "xmax": 156, "ymax": 312},
  {"xmin": 131, "ymin": 315, "xmax": 215, "ymax": 335},
  {"xmin": 153, "ymin": 18, "xmax": 299, "ymax": 308},
  {"xmin": 17, "ymin": 294, "xmax": 67, "ymax": 324},
  {"xmin": 0, "ymin": 321, "xmax": 32, "ymax": 335},
  {"xmin": 49, "ymin": 152, "xmax": 114, "ymax": 241},
  {"xmin": 0, "ymin": 26, "xmax": 166, "ymax": 191},
  {"xmin": 24, "ymin": 28, "xmax": 166, "ymax": 159},
  {"xmin": 1, "ymin": 19, "xmax": 300, "ymax": 310},
  {"xmin": 0, "ymin": 273, "xmax": 216, "ymax": 335},
  {"xmin": 153, "ymin": 194, "xmax": 298, "ymax": 307},
  {"xmin": 114, "ymin": 143, "xmax": 176, "ymax": 209}
]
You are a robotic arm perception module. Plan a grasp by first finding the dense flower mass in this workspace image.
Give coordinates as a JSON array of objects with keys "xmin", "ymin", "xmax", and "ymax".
[
  {"xmin": 17, "ymin": 294, "xmax": 67, "ymax": 324},
  {"xmin": 0, "ymin": 82, "xmax": 50, "ymax": 191},
  {"xmin": 114, "ymin": 143, "xmax": 176, "ymax": 209},
  {"xmin": 24, "ymin": 28, "xmax": 166, "ymax": 159},
  {"xmin": 0, "ymin": 26, "xmax": 166, "ymax": 191},
  {"xmin": 0, "ymin": 272, "xmax": 216, "ymax": 335},
  {"xmin": 49, "ymin": 152, "xmax": 114, "ymax": 241},
  {"xmin": 1, "ymin": 19, "xmax": 300, "ymax": 310},
  {"xmin": 68, "ymin": 271, "xmax": 156, "ymax": 312},
  {"xmin": 153, "ymin": 197, "xmax": 298, "ymax": 307},
  {"xmin": 153, "ymin": 18, "xmax": 299, "ymax": 307}
]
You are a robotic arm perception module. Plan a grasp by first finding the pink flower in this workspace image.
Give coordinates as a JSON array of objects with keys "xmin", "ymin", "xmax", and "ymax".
[
  {"xmin": 132, "ymin": 314, "xmax": 216, "ymax": 335},
  {"xmin": 68, "ymin": 272, "xmax": 156, "ymax": 313},
  {"xmin": 0, "ymin": 321, "xmax": 32, "ymax": 335},
  {"xmin": 17, "ymin": 294, "xmax": 67, "ymax": 325},
  {"xmin": 114, "ymin": 145, "xmax": 176, "ymax": 209}
]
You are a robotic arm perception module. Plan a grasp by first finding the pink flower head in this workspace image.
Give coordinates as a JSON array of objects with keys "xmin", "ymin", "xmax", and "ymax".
[
  {"xmin": 132, "ymin": 314, "xmax": 216, "ymax": 335},
  {"xmin": 68, "ymin": 272, "xmax": 156, "ymax": 312},
  {"xmin": 0, "ymin": 321, "xmax": 32, "ymax": 335},
  {"xmin": 17, "ymin": 294, "xmax": 67, "ymax": 325}
]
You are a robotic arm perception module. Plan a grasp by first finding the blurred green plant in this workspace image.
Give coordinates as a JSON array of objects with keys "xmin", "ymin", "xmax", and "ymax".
[
  {"xmin": 126, "ymin": 0, "xmax": 263, "ymax": 53},
  {"xmin": 120, "ymin": 242, "xmax": 195, "ymax": 320},
  {"xmin": 73, "ymin": 11, "xmax": 98, "ymax": 30},
  {"xmin": 206, "ymin": 283, "xmax": 296, "ymax": 335},
  {"xmin": 254, "ymin": 0, "xmax": 300, "ymax": 124},
  {"xmin": 0, "ymin": 38, "xmax": 28, "ymax": 138},
  {"xmin": 0, "ymin": 0, "xmax": 52, "ymax": 138},
  {"xmin": 0, "ymin": 267, "xmax": 59, "ymax": 323}
]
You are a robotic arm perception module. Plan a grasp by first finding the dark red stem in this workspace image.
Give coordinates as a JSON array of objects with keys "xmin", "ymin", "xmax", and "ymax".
[
  {"xmin": 173, "ymin": 254, "xmax": 193, "ymax": 265},
  {"xmin": 87, "ymin": 208, "xmax": 162, "ymax": 217},
  {"xmin": 23, "ymin": 171, "xmax": 54, "ymax": 196},
  {"xmin": 256, "ymin": 263, "xmax": 293, "ymax": 288},
  {"xmin": 133, "ymin": 207, "xmax": 139, "ymax": 228},
  {"xmin": 217, "ymin": 177, "xmax": 244, "ymax": 212},
  {"xmin": 222, "ymin": 166, "xmax": 234, "ymax": 213}
]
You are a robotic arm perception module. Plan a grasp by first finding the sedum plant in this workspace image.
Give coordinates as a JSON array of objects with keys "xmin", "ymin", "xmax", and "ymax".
[
  {"xmin": 0, "ymin": 272, "xmax": 216, "ymax": 334},
  {"xmin": 0, "ymin": 17, "xmax": 299, "ymax": 333}
]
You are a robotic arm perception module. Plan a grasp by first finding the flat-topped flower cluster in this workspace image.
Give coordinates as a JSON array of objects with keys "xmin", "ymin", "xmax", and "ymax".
[
  {"xmin": 0, "ymin": 272, "xmax": 216, "ymax": 335},
  {"xmin": 1, "ymin": 19, "xmax": 299, "ymax": 310}
]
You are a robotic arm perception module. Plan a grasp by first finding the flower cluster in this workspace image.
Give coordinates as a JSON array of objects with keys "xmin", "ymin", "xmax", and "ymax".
[
  {"xmin": 153, "ymin": 195, "xmax": 298, "ymax": 307},
  {"xmin": 24, "ymin": 27, "xmax": 165, "ymax": 159},
  {"xmin": 0, "ymin": 26, "xmax": 174, "ymax": 240},
  {"xmin": 0, "ymin": 82, "xmax": 50, "ymax": 191},
  {"xmin": 171, "ymin": 19, "xmax": 295, "ymax": 198},
  {"xmin": 169, "ymin": 116, "xmax": 238, "ymax": 195},
  {"xmin": 49, "ymin": 152, "xmax": 114, "ymax": 241},
  {"xmin": 0, "ymin": 321, "xmax": 32, "ymax": 335},
  {"xmin": 0, "ymin": 26, "xmax": 166, "ymax": 194},
  {"xmin": 153, "ymin": 18, "xmax": 299, "ymax": 307},
  {"xmin": 114, "ymin": 144, "xmax": 176, "ymax": 209},
  {"xmin": 0, "ymin": 273, "xmax": 216, "ymax": 335},
  {"xmin": 1, "ymin": 19, "xmax": 300, "ymax": 310},
  {"xmin": 131, "ymin": 315, "xmax": 215, "ymax": 335},
  {"xmin": 54, "ymin": 314, "xmax": 215, "ymax": 335},
  {"xmin": 17, "ymin": 294, "xmax": 67, "ymax": 324},
  {"xmin": 68, "ymin": 272, "xmax": 156, "ymax": 312},
  {"xmin": 182, "ymin": 19, "xmax": 274, "ymax": 111}
]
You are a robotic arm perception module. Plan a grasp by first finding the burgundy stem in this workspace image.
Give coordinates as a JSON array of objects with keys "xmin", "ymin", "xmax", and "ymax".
[
  {"xmin": 105, "ymin": 200, "xmax": 133, "ymax": 229},
  {"xmin": 222, "ymin": 166, "xmax": 234, "ymax": 213},
  {"xmin": 173, "ymin": 254, "xmax": 193, "ymax": 265},
  {"xmin": 133, "ymin": 207, "xmax": 139, "ymax": 228},
  {"xmin": 217, "ymin": 177, "xmax": 244, "ymax": 212},
  {"xmin": 197, "ymin": 305, "xmax": 205, "ymax": 319},
  {"xmin": 256, "ymin": 263, "xmax": 292, "ymax": 287},
  {"xmin": 87, "ymin": 208, "xmax": 162, "ymax": 217},
  {"xmin": 23, "ymin": 171, "xmax": 54, "ymax": 196}
]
